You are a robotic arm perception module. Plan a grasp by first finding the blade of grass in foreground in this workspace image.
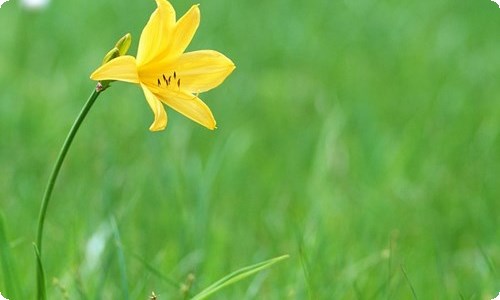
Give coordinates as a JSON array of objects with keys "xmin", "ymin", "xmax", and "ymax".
[
  {"xmin": 190, "ymin": 254, "xmax": 289, "ymax": 300},
  {"xmin": 33, "ymin": 244, "xmax": 47, "ymax": 300},
  {"xmin": 0, "ymin": 213, "xmax": 21, "ymax": 298}
]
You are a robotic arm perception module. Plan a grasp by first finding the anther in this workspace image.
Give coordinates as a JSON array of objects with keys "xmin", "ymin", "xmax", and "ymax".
[
  {"xmin": 177, "ymin": 79, "xmax": 181, "ymax": 88},
  {"xmin": 173, "ymin": 71, "xmax": 177, "ymax": 79},
  {"xmin": 162, "ymin": 74, "xmax": 167, "ymax": 83},
  {"xmin": 157, "ymin": 78, "xmax": 161, "ymax": 87}
]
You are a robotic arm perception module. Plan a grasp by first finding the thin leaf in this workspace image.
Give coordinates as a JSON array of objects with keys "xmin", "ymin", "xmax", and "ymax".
[
  {"xmin": 33, "ymin": 243, "xmax": 47, "ymax": 300},
  {"xmin": 400, "ymin": 264, "xmax": 417, "ymax": 300},
  {"xmin": 93, "ymin": 245, "xmax": 114, "ymax": 299},
  {"xmin": 191, "ymin": 254, "xmax": 289, "ymax": 300},
  {"xmin": 0, "ymin": 213, "xmax": 21, "ymax": 298},
  {"xmin": 128, "ymin": 250, "xmax": 182, "ymax": 290},
  {"xmin": 111, "ymin": 218, "xmax": 129, "ymax": 300},
  {"xmin": 298, "ymin": 242, "xmax": 314, "ymax": 300},
  {"xmin": 477, "ymin": 242, "xmax": 497, "ymax": 276}
]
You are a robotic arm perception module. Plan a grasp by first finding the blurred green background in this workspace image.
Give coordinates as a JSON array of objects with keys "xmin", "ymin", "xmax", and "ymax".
[{"xmin": 1, "ymin": 0, "xmax": 500, "ymax": 298}]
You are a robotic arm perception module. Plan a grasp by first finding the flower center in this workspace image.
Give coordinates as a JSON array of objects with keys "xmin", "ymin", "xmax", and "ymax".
[{"xmin": 156, "ymin": 71, "xmax": 181, "ymax": 90}]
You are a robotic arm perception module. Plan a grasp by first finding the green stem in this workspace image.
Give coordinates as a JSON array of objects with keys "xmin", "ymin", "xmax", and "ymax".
[{"xmin": 35, "ymin": 87, "xmax": 102, "ymax": 300}]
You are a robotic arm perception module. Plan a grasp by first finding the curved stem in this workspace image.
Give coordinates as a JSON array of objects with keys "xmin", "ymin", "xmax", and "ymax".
[{"xmin": 35, "ymin": 87, "xmax": 102, "ymax": 300}]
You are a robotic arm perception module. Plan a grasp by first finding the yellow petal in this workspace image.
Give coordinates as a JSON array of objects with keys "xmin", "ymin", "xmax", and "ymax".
[
  {"xmin": 155, "ymin": 89, "xmax": 216, "ymax": 130},
  {"xmin": 141, "ymin": 84, "xmax": 168, "ymax": 131},
  {"xmin": 169, "ymin": 5, "xmax": 200, "ymax": 58},
  {"xmin": 175, "ymin": 50, "xmax": 235, "ymax": 93},
  {"xmin": 136, "ymin": 0, "xmax": 176, "ymax": 65},
  {"xmin": 90, "ymin": 56, "xmax": 139, "ymax": 83},
  {"xmin": 156, "ymin": 0, "xmax": 176, "ymax": 27},
  {"xmin": 149, "ymin": 4, "xmax": 200, "ymax": 67}
]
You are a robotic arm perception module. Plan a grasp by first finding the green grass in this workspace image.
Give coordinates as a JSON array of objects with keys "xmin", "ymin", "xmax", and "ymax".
[{"xmin": 1, "ymin": 0, "xmax": 500, "ymax": 298}]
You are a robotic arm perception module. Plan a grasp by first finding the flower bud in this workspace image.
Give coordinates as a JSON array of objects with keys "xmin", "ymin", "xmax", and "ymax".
[
  {"xmin": 101, "ymin": 47, "xmax": 120, "ymax": 65},
  {"xmin": 115, "ymin": 33, "xmax": 132, "ymax": 56}
]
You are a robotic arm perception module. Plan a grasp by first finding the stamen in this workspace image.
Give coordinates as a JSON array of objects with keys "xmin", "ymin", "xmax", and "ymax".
[{"xmin": 157, "ymin": 71, "xmax": 181, "ymax": 90}]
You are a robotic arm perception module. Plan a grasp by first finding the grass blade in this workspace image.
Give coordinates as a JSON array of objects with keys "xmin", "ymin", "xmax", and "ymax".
[
  {"xmin": 128, "ymin": 250, "xmax": 182, "ymax": 290},
  {"xmin": 400, "ymin": 264, "xmax": 417, "ymax": 300},
  {"xmin": 477, "ymin": 242, "xmax": 497, "ymax": 276},
  {"xmin": 33, "ymin": 243, "xmax": 47, "ymax": 300},
  {"xmin": 298, "ymin": 243, "xmax": 314, "ymax": 300},
  {"xmin": 0, "ymin": 213, "xmax": 21, "ymax": 298},
  {"xmin": 191, "ymin": 254, "xmax": 289, "ymax": 300},
  {"xmin": 111, "ymin": 218, "xmax": 129, "ymax": 300}
]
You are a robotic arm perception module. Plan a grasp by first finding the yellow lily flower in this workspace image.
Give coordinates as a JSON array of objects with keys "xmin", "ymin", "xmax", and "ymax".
[{"xmin": 90, "ymin": 0, "xmax": 235, "ymax": 131}]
